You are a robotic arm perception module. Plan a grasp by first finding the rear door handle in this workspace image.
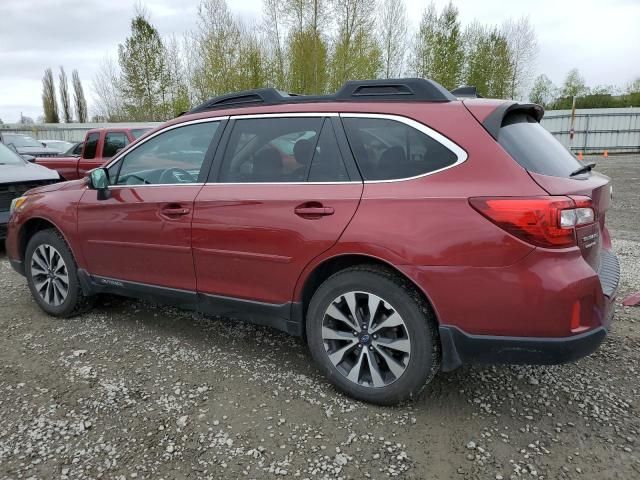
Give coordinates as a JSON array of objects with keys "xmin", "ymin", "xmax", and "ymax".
[
  {"xmin": 294, "ymin": 205, "xmax": 335, "ymax": 217},
  {"xmin": 160, "ymin": 206, "xmax": 191, "ymax": 216}
]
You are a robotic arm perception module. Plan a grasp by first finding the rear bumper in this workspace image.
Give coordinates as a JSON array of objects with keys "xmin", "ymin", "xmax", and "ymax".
[
  {"xmin": 432, "ymin": 250, "xmax": 620, "ymax": 371},
  {"xmin": 438, "ymin": 249, "xmax": 619, "ymax": 371},
  {"xmin": 439, "ymin": 325, "xmax": 607, "ymax": 371}
]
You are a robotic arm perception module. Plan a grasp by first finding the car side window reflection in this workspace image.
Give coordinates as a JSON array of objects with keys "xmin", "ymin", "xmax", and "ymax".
[{"xmin": 110, "ymin": 122, "xmax": 219, "ymax": 186}]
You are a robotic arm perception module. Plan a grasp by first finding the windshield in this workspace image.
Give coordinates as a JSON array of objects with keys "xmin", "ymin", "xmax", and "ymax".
[
  {"xmin": 3, "ymin": 134, "xmax": 43, "ymax": 148},
  {"xmin": 0, "ymin": 142, "xmax": 25, "ymax": 165}
]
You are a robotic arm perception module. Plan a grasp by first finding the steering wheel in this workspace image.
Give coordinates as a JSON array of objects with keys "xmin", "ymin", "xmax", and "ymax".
[{"xmin": 158, "ymin": 167, "xmax": 196, "ymax": 184}]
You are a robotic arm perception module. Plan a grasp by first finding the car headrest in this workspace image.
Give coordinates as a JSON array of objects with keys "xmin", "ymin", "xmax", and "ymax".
[{"xmin": 293, "ymin": 138, "xmax": 314, "ymax": 165}]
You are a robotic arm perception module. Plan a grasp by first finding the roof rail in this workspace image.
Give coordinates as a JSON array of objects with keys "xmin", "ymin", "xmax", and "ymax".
[
  {"xmin": 451, "ymin": 86, "xmax": 483, "ymax": 99},
  {"xmin": 334, "ymin": 78, "xmax": 456, "ymax": 102},
  {"xmin": 187, "ymin": 78, "xmax": 457, "ymax": 114}
]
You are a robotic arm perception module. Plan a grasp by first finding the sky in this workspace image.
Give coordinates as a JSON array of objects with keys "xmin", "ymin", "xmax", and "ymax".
[{"xmin": 0, "ymin": 0, "xmax": 638, "ymax": 123}]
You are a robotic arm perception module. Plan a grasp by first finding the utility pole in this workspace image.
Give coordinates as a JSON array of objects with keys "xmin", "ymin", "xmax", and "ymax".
[{"xmin": 569, "ymin": 95, "xmax": 576, "ymax": 153}]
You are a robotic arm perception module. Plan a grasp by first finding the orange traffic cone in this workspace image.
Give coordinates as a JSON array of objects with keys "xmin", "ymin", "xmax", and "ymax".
[
  {"xmin": 603, "ymin": 150, "xmax": 608, "ymax": 158},
  {"xmin": 578, "ymin": 151, "xmax": 583, "ymax": 161}
]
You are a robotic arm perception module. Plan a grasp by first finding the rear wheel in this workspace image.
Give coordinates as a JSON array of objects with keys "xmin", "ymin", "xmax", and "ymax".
[
  {"xmin": 25, "ymin": 229, "xmax": 93, "ymax": 317},
  {"xmin": 306, "ymin": 265, "xmax": 440, "ymax": 405}
]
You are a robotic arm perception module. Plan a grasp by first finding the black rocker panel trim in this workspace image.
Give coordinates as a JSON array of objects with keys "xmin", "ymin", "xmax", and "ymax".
[{"xmin": 77, "ymin": 270, "xmax": 303, "ymax": 336}]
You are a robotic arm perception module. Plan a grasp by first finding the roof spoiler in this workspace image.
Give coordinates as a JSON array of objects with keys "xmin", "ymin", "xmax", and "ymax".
[{"xmin": 481, "ymin": 102, "xmax": 545, "ymax": 140}]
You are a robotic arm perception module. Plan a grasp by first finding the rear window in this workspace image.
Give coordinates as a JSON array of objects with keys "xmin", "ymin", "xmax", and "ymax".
[{"xmin": 498, "ymin": 113, "xmax": 583, "ymax": 178}]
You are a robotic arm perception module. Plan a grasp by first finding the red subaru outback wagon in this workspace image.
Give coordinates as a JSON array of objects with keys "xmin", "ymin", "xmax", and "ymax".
[{"xmin": 6, "ymin": 79, "xmax": 619, "ymax": 405}]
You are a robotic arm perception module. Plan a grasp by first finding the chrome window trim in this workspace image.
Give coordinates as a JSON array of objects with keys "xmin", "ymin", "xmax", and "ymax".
[
  {"xmin": 203, "ymin": 181, "xmax": 362, "ymax": 186},
  {"xmin": 108, "ymin": 183, "xmax": 205, "ymax": 189},
  {"xmin": 339, "ymin": 113, "xmax": 468, "ymax": 184},
  {"xmin": 102, "ymin": 112, "xmax": 467, "ymax": 187},
  {"xmin": 103, "ymin": 116, "xmax": 228, "ymax": 171}
]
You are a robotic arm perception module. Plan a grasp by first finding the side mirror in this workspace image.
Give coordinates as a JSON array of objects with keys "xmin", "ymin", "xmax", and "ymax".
[
  {"xmin": 22, "ymin": 154, "xmax": 36, "ymax": 163},
  {"xmin": 89, "ymin": 168, "xmax": 110, "ymax": 200}
]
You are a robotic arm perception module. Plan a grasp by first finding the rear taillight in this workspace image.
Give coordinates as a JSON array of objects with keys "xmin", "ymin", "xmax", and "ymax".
[{"xmin": 469, "ymin": 196, "xmax": 596, "ymax": 248}]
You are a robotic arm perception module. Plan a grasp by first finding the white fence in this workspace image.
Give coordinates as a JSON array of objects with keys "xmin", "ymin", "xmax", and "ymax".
[
  {"xmin": 2, "ymin": 107, "xmax": 639, "ymax": 153},
  {"xmin": 541, "ymin": 108, "xmax": 640, "ymax": 154},
  {"xmin": 0, "ymin": 122, "xmax": 160, "ymax": 142}
]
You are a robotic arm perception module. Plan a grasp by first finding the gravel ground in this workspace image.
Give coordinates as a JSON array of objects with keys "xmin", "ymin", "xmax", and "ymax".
[{"xmin": 1, "ymin": 154, "xmax": 639, "ymax": 480}]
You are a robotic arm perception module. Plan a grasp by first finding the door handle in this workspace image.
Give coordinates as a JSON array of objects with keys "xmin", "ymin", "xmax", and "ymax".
[
  {"xmin": 160, "ymin": 206, "xmax": 191, "ymax": 216},
  {"xmin": 294, "ymin": 204, "xmax": 334, "ymax": 217}
]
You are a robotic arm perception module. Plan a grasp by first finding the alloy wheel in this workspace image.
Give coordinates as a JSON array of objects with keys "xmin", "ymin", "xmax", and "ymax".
[
  {"xmin": 30, "ymin": 244, "xmax": 69, "ymax": 307},
  {"xmin": 322, "ymin": 291, "xmax": 411, "ymax": 388}
]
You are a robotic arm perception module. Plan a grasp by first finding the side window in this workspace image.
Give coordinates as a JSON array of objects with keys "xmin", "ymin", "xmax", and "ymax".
[
  {"xmin": 131, "ymin": 128, "xmax": 150, "ymax": 139},
  {"xmin": 219, "ymin": 117, "xmax": 323, "ymax": 183},
  {"xmin": 342, "ymin": 117, "xmax": 458, "ymax": 181},
  {"xmin": 308, "ymin": 121, "xmax": 349, "ymax": 182},
  {"xmin": 103, "ymin": 132, "xmax": 129, "ymax": 159},
  {"xmin": 83, "ymin": 133, "xmax": 100, "ymax": 160},
  {"xmin": 72, "ymin": 142, "xmax": 83, "ymax": 155},
  {"xmin": 110, "ymin": 121, "xmax": 219, "ymax": 186}
]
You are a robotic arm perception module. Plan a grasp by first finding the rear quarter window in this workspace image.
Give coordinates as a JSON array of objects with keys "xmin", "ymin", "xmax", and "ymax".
[
  {"xmin": 498, "ymin": 113, "xmax": 583, "ymax": 178},
  {"xmin": 342, "ymin": 116, "xmax": 459, "ymax": 181}
]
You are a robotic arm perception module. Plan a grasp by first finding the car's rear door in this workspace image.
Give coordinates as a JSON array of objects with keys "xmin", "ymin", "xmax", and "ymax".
[
  {"xmin": 191, "ymin": 114, "xmax": 363, "ymax": 306},
  {"xmin": 77, "ymin": 118, "xmax": 226, "ymax": 291}
]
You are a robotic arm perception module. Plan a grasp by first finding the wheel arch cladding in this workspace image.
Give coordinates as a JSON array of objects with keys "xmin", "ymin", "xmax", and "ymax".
[
  {"xmin": 297, "ymin": 254, "xmax": 441, "ymax": 338},
  {"xmin": 19, "ymin": 218, "xmax": 62, "ymax": 260}
]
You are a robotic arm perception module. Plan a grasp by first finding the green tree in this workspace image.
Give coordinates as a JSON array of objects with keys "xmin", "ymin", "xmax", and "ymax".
[
  {"xmin": 236, "ymin": 26, "xmax": 270, "ymax": 91},
  {"xmin": 331, "ymin": 0, "xmax": 382, "ymax": 91},
  {"xmin": 378, "ymin": 0, "xmax": 408, "ymax": 78},
  {"xmin": 262, "ymin": 0, "xmax": 287, "ymax": 88},
  {"xmin": 42, "ymin": 68, "xmax": 60, "ymax": 123},
  {"xmin": 281, "ymin": 0, "xmax": 331, "ymax": 94},
  {"xmin": 627, "ymin": 78, "xmax": 640, "ymax": 94},
  {"xmin": 191, "ymin": 0, "xmax": 244, "ymax": 101},
  {"xmin": 118, "ymin": 11, "xmax": 170, "ymax": 120},
  {"xmin": 93, "ymin": 56, "xmax": 127, "ymax": 121},
  {"xmin": 411, "ymin": 2, "xmax": 464, "ymax": 90},
  {"xmin": 465, "ymin": 26, "xmax": 512, "ymax": 98},
  {"xmin": 72, "ymin": 70, "xmax": 88, "ymax": 122},
  {"xmin": 502, "ymin": 17, "xmax": 538, "ymax": 99},
  {"xmin": 58, "ymin": 67, "xmax": 72, "ymax": 123},
  {"xmin": 287, "ymin": 28, "xmax": 328, "ymax": 94},
  {"xmin": 529, "ymin": 74, "xmax": 556, "ymax": 107},
  {"xmin": 164, "ymin": 36, "xmax": 191, "ymax": 116},
  {"xmin": 561, "ymin": 68, "xmax": 588, "ymax": 98},
  {"xmin": 410, "ymin": 3, "xmax": 437, "ymax": 80}
]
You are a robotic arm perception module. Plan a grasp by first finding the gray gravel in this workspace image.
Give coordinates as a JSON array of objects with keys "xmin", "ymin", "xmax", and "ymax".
[{"xmin": 1, "ymin": 154, "xmax": 639, "ymax": 479}]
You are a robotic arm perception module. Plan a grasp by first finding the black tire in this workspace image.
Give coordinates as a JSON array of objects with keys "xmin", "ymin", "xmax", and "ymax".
[
  {"xmin": 24, "ymin": 229, "xmax": 93, "ymax": 317},
  {"xmin": 306, "ymin": 265, "xmax": 440, "ymax": 405}
]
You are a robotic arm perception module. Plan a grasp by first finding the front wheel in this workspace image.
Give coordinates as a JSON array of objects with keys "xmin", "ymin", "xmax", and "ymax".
[
  {"xmin": 25, "ymin": 229, "xmax": 93, "ymax": 317},
  {"xmin": 306, "ymin": 265, "xmax": 440, "ymax": 405}
]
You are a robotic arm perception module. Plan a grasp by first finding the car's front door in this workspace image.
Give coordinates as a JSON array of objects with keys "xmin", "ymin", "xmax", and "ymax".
[
  {"xmin": 191, "ymin": 114, "xmax": 363, "ymax": 305},
  {"xmin": 77, "ymin": 119, "xmax": 225, "ymax": 291}
]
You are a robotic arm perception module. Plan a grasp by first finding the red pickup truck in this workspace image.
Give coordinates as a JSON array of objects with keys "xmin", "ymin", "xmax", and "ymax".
[{"xmin": 36, "ymin": 127, "xmax": 152, "ymax": 180}]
